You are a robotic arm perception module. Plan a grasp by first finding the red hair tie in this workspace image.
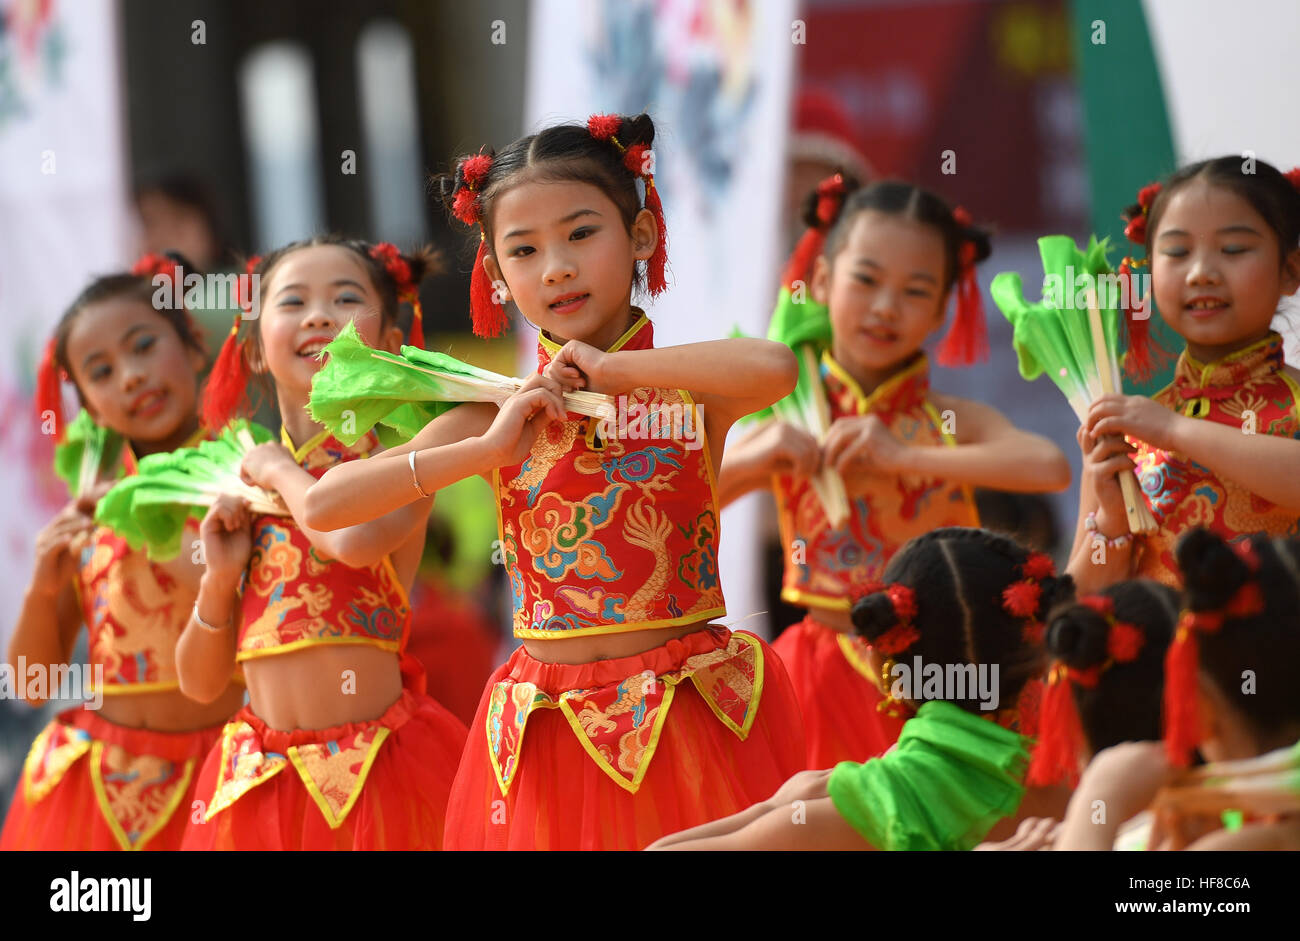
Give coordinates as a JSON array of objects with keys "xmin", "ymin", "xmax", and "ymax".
[
  {"xmin": 369, "ymin": 243, "xmax": 425, "ymax": 348},
  {"xmin": 1004, "ymin": 552, "xmax": 1055, "ymax": 640},
  {"xmin": 202, "ymin": 250, "xmax": 260, "ymax": 432},
  {"xmin": 1118, "ymin": 180, "xmax": 1170, "ymax": 382},
  {"xmin": 451, "ymin": 150, "xmax": 508, "ymax": 339},
  {"xmin": 780, "ymin": 172, "xmax": 847, "ymax": 289},
  {"xmin": 35, "ymin": 335, "xmax": 66, "ymax": 443},
  {"xmin": 853, "ymin": 581, "xmax": 920, "ymax": 655},
  {"xmin": 588, "ymin": 114, "xmax": 669, "ymax": 297},
  {"xmin": 934, "ymin": 205, "xmax": 988, "ymax": 367},
  {"xmin": 1164, "ymin": 541, "xmax": 1264, "ymax": 766}
]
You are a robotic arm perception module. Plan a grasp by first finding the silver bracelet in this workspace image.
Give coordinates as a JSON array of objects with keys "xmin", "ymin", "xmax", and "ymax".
[
  {"xmin": 192, "ymin": 603, "xmax": 232, "ymax": 632},
  {"xmin": 409, "ymin": 450, "xmax": 432, "ymax": 498}
]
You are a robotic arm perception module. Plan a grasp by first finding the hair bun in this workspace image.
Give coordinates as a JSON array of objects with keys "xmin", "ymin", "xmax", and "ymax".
[
  {"xmin": 962, "ymin": 223, "xmax": 993, "ymax": 265},
  {"xmin": 1044, "ymin": 603, "xmax": 1109, "ymax": 670},
  {"xmin": 851, "ymin": 590, "xmax": 900, "ymax": 642},
  {"xmin": 1176, "ymin": 528, "xmax": 1251, "ymax": 611},
  {"xmin": 622, "ymin": 113, "xmax": 656, "ymax": 149},
  {"xmin": 1037, "ymin": 573, "xmax": 1076, "ymax": 619}
]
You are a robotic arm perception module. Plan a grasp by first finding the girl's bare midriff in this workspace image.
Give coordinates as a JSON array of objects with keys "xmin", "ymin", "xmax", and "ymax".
[
  {"xmin": 805, "ymin": 604, "xmax": 855, "ymax": 634},
  {"xmin": 97, "ymin": 682, "xmax": 246, "ymax": 732},
  {"xmin": 522, "ymin": 619, "xmax": 716, "ymax": 665},
  {"xmin": 241, "ymin": 644, "xmax": 403, "ymax": 731}
]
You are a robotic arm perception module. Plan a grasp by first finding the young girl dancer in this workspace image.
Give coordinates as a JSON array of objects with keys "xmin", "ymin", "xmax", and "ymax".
[
  {"xmin": 1070, "ymin": 157, "xmax": 1300, "ymax": 592},
  {"xmin": 649, "ymin": 527, "xmax": 1070, "ymax": 850},
  {"xmin": 2, "ymin": 255, "xmax": 244, "ymax": 850},
  {"xmin": 177, "ymin": 237, "xmax": 467, "ymax": 850},
  {"xmin": 721, "ymin": 175, "xmax": 1070, "ymax": 767},
  {"xmin": 1056, "ymin": 527, "xmax": 1300, "ymax": 850},
  {"xmin": 303, "ymin": 113, "xmax": 808, "ymax": 850}
]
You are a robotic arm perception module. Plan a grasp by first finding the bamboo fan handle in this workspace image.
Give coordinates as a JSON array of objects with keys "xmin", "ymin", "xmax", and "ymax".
[
  {"xmin": 1087, "ymin": 299, "xmax": 1158, "ymax": 534},
  {"xmin": 799, "ymin": 345, "xmax": 850, "ymax": 527}
]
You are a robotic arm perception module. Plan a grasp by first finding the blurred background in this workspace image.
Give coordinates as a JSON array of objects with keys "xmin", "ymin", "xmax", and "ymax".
[{"xmin": 2, "ymin": 0, "xmax": 1299, "ymax": 819}]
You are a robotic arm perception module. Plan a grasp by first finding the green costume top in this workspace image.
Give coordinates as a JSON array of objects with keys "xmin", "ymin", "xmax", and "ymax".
[{"xmin": 827, "ymin": 699, "xmax": 1029, "ymax": 850}]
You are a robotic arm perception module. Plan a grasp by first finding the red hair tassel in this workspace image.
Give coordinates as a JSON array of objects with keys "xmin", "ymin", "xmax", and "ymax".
[
  {"xmin": 1119, "ymin": 257, "xmax": 1165, "ymax": 382},
  {"xmin": 470, "ymin": 236, "xmax": 508, "ymax": 339},
  {"xmin": 201, "ymin": 316, "xmax": 251, "ymax": 431},
  {"xmin": 1027, "ymin": 666, "xmax": 1087, "ymax": 787},
  {"xmin": 642, "ymin": 179, "xmax": 668, "ymax": 296},
  {"xmin": 406, "ymin": 294, "xmax": 425, "ymax": 349},
  {"xmin": 1163, "ymin": 615, "xmax": 1209, "ymax": 767},
  {"xmin": 36, "ymin": 336, "xmax": 65, "ymax": 442},
  {"xmin": 935, "ymin": 243, "xmax": 988, "ymax": 367}
]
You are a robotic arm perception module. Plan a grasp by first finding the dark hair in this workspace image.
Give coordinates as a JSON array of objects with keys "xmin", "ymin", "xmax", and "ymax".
[
  {"xmin": 820, "ymin": 179, "xmax": 993, "ymax": 291},
  {"xmin": 1175, "ymin": 528, "xmax": 1300, "ymax": 739},
  {"xmin": 434, "ymin": 113, "xmax": 656, "ymax": 290},
  {"xmin": 1044, "ymin": 579, "xmax": 1178, "ymax": 754},
  {"xmin": 52, "ymin": 251, "xmax": 208, "ymax": 406},
  {"xmin": 1126, "ymin": 156, "xmax": 1300, "ymax": 266},
  {"xmin": 850, "ymin": 527, "xmax": 1071, "ymax": 717},
  {"xmin": 247, "ymin": 235, "xmax": 442, "ymax": 346},
  {"xmin": 133, "ymin": 173, "xmax": 233, "ymax": 267}
]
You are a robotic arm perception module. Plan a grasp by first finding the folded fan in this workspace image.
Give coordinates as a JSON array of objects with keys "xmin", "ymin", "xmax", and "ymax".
[
  {"xmin": 308, "ymin": 321, "xmax": 616, "ymax": 448},
  {"xmin": 991, "ymin": 235, "xmax": 1157, "ymax": 534},
  {"xmin": 94, "ymin": 420, "xmax": 287, "ymax": 561},
  {"xmin": 54, "ymin": 409, "xmax": 126, "ymax": 498}
]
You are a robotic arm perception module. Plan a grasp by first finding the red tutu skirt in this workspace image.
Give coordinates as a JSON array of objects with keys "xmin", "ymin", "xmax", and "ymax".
[
  {"xmin": 0, "ymin": 706, "xmax": 223, "ymax": 851},
  {"xmin": 443, "ymin": 625, "xmax": 807, "ymax": 850},
  {"xmin": 771, "ymin": 615, "xmax": 904, "ymax": 768},
  {"xmin": 181, "ymin": 687, "xmax": 467, "ymax": 850}
]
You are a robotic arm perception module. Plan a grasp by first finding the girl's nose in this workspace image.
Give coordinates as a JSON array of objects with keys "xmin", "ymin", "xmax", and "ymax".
[
  {"xmin": 543, "ymin": 251, "xmax": 577, "ymax": 285},
  {"xmin": 1186, "ymin": 251, "xmax": 1221, "ymax": 285}
]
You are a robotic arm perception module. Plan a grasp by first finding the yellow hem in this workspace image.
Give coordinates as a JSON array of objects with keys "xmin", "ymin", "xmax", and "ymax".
[
  {"xmin": 488, "ymin": 685, "xmax": 558, "ymax": 798},
  {"xmin": 21, "ymin": 723, "xmax": 92, "ymax": 806},
  {"xmin": 681, "ymin": 632, "xmax": 763, "ymax": 740},
  {"xmin": 781, "ymin": 586, "xmax": 851, "ymax": 611},
  {"xmin": 236, "ymin": 636, "xmax": 401, "ymax": 661},
  {"xmin": 287, "ymin": 726, "xmax": 391, "ymax": 830},
  {"xmin": 87, "ymin": 740, "xmax": 195, "ymax": 851},
  {"xmin": 281, "ymin": 425, "xmax": 333, "ymax": 462},
  {"xmin": 512, "ymin": 606, "xmax": 728, "ymax": 640},
  {"xmin": 537, "ymin": 310, "xmax": 649, "ymax": 357},
  {"xmin": 821, "ymin": 349, "xmax": 928, "ymax": 415},
  {"xmin": 204, "ymin": 722, "xmax": 288, "ymax": 821},
  {"xmin": 836, "ymin": 633, "xmax": 876, "ymax": 684}
]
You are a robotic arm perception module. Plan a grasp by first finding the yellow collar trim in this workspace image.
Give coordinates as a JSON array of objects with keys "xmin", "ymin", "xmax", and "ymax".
[
  {"xmin": 1182, "ymin": 330, "xmax": 1281, "ymax": 383},
  {"xmin": 821, "ymin": 351, "xmax": 928, "ymax": 415},
  {"xmin": 281, "ymin": 425, "xmax": 332, "ymax": 464},
  {"xmin": 538, "ymin": 309, "xmax": 650, "ymax": 356}
]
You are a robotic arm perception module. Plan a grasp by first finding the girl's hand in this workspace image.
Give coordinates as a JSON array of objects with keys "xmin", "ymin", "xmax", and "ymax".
[
  {"xmin": 1078, "ymin": 742, "xmax": 1180, "ymax": 826},
  {"xmin": 480, "ymin": 384, "xmax": 566, "ymax": 468},
  {"xmin": 32, "ymin": 502, "xmax": 94, "ymax": 597},
  {"xmin": 1077, "ymin": 425, "xmax": 1134, "ymax": 537},
  {"xmin": 974, "ymin": 817, "xmax": 1062, "ymax": 851},
  {"xmin": 239, "ymin": 442, "xmax": 298, "ymax": 491},
  {"xmin": 199, "ymin": 493, "xmax": 254, "ymax": 583},
  {"xmin": 548, "ymin": 339, "xmax": 617, "ymax": 394},
  {"xmin": 822, "ymin": 415, "xmax": 907, "ymax": 477},
  {"xmin": 1086, "ymin": 394, "xmax": 1182, "ymax": 453},
  {"xmin": 753, "ymin": 420, "xmax": 821, "ymax": 479}
]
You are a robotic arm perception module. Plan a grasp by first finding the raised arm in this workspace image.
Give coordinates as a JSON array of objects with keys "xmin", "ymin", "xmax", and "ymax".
[{"xmin": 716, "ymin": 419, "xmax": 821, "ymax": 509}]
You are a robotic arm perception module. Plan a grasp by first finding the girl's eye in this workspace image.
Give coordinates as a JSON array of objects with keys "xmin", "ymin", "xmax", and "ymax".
[
  {"xmin": 509, "ymin": 246, "xmax": 534, "ymax": 258},
  {"xmin": 570, "ymin": 227, "xmax": 596, "ymax": 241},
  {"xmin": 278, "ymin": 296, "xmax": 303, "ymax": 307},
  {"xmin": 853, "ymin": 274, "xmax": 876, "ymax": 286},
  {"xmin": 1160, "ymin": 247, "xmax": 1189, "ymax": 258},
  {"xmin": 906, "ymin": 289, "xmax": 932, "ymax": 298},
  {"xmin": 1222, "ymin": 245, "xmax": 1250, "ymax": 255},
  {"xmin": 336, "ymin": 293, "xmax": 362, "ymax": 304},
  {"xmin": 134, "ymin": 335, "xmax": 156, "ymax": 354},
  {"xmin": 89, "ymin": 364, "xmax": 111, "ymax": 382}
]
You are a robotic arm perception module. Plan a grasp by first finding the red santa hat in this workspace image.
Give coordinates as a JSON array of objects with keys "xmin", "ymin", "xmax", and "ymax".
[{"xmin": 789, "ymin": 88, "xmax": 873, "ymax": 182}]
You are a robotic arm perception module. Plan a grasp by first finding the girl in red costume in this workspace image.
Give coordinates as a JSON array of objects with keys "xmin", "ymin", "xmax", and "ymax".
[
  {"xmin": 1069, "ymin": 156, "xmax": 1300, "ymax": 593},
  {"xmin": 303, "ymin": 113, "xmax": 808, "ymax": 850},
  {"xmin": 2, "ymin": 255, "xmax": 244, "ymax": 850},
  {"xmin": 177, "ymin": 237, "xmax": 467, "ymax": 850},
  {"xmin": 721, "ymin": 176, "xmax": 1070, "ymax": 768}
]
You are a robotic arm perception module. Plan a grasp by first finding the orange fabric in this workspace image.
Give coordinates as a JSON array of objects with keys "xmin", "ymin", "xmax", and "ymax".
[
  {"xmin": 774, "ymin": 352, "xmax": 978, "ymax": 610},
  {"xmin": 0, "ymin": 708, "xmax": 221, "ymax": 850},
  {"xmin": 182, "ymin": 687, "xmax": 466, "ymax": 850},
  {"xmin": 443, "ymin": 626, "xmax": 807, "ymax": 850},
  {"xmin": 1132, "ymin": 333, "xmax": 1300, "ymax": 586},
  {"xmin": 771, "ymin": 615, "xmax": 904, "ymax": 767},
  {"xmin": 237, "ymin": 429, "xmax": 410, "ymax": 660},
  {"xmin": 496, "ymin": 314, "xmax": 726, "ymax": 638}
]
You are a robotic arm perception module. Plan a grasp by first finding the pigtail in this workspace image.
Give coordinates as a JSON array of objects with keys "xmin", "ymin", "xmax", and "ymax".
[
  {"xmin": 201, "ymin": 255, "xmax": 259, "ymax": 431},
  {"xmin": 369, "ymin": 242, "xmax": 442, "ymax": 349},
  {"xmin": 781, "ymin": 172, "xmax": 859, "ymax": 290},
  {"xmin": 589, "ymin": 113, "xmax": 670, "ymax": 296},
  {"xmin": 441, "ymin": 151, "xmax": 507, "ymax": 339},
  {"xmin": 1119, "ymin": 181, "xmax": 1171, "ymax": 382}
]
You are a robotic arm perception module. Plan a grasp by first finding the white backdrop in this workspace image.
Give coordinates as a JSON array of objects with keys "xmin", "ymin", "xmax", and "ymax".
[
  {"xmin": 0, "ymin": 0, "xmax": 132, "ymax": 653},
  {"xmin": 522, "ymin": 0, "xmax": 798, "ymax": 637}
]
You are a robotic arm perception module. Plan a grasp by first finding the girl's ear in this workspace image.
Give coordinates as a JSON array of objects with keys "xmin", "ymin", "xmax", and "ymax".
[
  {"xmin": 630, "ymin": 207, "xmax": 657, "ymax": 262},
  {"xmin": 810, "ymin": 254, "xmax": 831, "ymax": 305},
  {"xmin": 1281, "ymin": 245, "xmax": 1300, "ymax": 297},
  {"xmin": 381, "ymin": 321, "xmax": 404, "ymax": 355},
  {"xmin": 482, "ymin": 253, "xmax": 510, "ymax": 303},
  {"xmin": 187, "ymin": 344, "xmax": 207, "ymax": 375}
]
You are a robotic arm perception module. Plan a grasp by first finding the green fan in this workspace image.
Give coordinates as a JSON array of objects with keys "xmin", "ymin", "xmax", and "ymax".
[
  {"xmin": 94, "ymin": 420, "xmax": 287, "ymax": 561},
  {"xmin": 991, "ymin": 234, "xmax": 1156, "ymax": 534},
  {"xmin": 54, "ymin": 409, "xmax": 126, "ymax": 498},
  {"xmin": 308, "ymin": 321, "xmax": 616, "ymax": 448}
]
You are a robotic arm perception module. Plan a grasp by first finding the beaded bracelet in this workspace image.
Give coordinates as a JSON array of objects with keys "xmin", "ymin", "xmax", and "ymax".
[{"xmin": 1085, "ymin": 512, "xmax": 1133, "ymax": 550}]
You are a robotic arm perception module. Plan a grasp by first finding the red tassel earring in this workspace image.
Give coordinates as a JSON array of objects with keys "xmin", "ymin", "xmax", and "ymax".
[
  {"xmin": 470, "ymin": 235, "xmax": 509, "ymax": 339},
  {"xmin": 935, "ymin": 208, "xmax": 988, "ymax": 367},
  {"xmin": 36, "ymin": 336, "xmax": 66, "ymax": 442}
]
